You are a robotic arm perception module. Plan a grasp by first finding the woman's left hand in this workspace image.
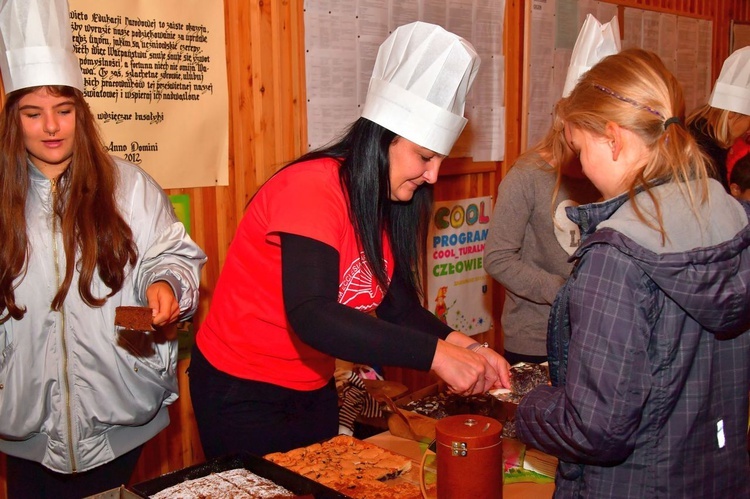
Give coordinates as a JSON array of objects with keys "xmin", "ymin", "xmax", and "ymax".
[
  {"xmin": 475, "ymin": 348, "xmax": 511, "ymax": 390},
  {"xmin": 146, "ymin": 281, "xmax": 180, "ymax": 327},
  {"xmin": 444, "ymin": 331, "xmax": 512, "ymax": 391}
]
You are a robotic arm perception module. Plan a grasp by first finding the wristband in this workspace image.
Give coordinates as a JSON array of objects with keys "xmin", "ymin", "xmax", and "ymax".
[{"xmin": 466, "ymin": 341, "xmax": 489, "ymax": 352}]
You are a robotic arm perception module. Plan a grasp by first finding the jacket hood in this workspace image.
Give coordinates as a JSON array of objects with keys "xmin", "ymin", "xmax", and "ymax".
[{"xmin": 568, "ymin": 180, "xmax": 750, "ymax": 338}]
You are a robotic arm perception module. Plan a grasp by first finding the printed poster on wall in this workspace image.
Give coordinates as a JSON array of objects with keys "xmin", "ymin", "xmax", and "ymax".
[
  {"xmin": 68, "ymin": 0, "xmax": 229, "ymax": 189},
  {"xmin": 427, "ymin": 196, "xmax": 492, "ymax": 336}
]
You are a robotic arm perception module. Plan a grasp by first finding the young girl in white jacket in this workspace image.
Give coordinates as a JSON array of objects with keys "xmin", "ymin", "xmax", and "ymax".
[{"xmin": 0, "ymin": 1, "xmax": 206, "ymax": 496}]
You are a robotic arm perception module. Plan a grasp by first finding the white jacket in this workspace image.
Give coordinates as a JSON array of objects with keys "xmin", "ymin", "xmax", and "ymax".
[{"xmin": 0, "ymin": 157, "xmax": 207, "ymax": 473}]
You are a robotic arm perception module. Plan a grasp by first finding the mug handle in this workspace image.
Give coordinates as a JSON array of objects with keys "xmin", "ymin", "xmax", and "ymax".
[{"xmin": 419, "ymin": 445, "xmax": 437, "ymax": 499}]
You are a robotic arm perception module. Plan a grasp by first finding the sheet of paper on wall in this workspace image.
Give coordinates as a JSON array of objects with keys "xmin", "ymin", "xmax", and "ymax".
[
  {"xmin": 527, "ymin": 2, "xmax": 713, "ymax": 150},
  {"xmin": 303, "ymin": 1, "xmax": 358, "ymax": 151},
  {"xmin": 623, "ymin": 7, "xmax": 712, "ymax": 114},
  {"xmin": 68, "ymin": 0, "xmax": 229, "ymax": 189},
  {"xmin": 304, "ymin": 0, "xmax": 506, "ymax": 161},
  {"xmin": 526, "ymin": 0, "xmax": 557, "ymax": 148}
]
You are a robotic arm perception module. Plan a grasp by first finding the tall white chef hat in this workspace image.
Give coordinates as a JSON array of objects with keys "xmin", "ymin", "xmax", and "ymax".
[
  {"xmin": 0, "ymin": 0, "xmax": 84, "ymax": 94},
  {"xmin": 361, "ymin": 21, "xmax": 480, "ymax": 156},
  {"xmin": 562, "ymin": 14, "xmax": 621, "ymax": 97},
  {"xmin": 709, "ymin": 46, "xmax": 750, "ymax": 116}
]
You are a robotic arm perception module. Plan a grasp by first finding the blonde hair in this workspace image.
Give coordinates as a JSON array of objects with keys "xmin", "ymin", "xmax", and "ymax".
[
  {"xmin": 687, "ymin": 104, "xmax": 738, "ymax": 149},
  {"xmin": 516, "ymin": 112, "xmax": 581, "ymax": 226},
  {"xmin": 558, "ymin": 48, "xmax": 710, "ymax": 240},
  {"xmin": 528, "ymin": 112, "xmax": 569, "ymax": 167}
]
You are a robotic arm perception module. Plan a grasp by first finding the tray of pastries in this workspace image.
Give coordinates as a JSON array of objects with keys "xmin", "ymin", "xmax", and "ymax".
[
  {"xmin": 394, "ymin": 363, "xmax": 550, "ymax": 440},
  {"xmin": 131, "ymin": 452, "xmax": 347, "ymax": 498},
  {"xmin": 265, "ymin": 434, "xmax": 423, "ymax": 499}
]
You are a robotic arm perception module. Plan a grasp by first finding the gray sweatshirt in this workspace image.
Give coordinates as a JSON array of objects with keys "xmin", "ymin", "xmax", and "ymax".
[{"xmin": 484, "ymin": 152, "xmax": 599, "ymax": 356}]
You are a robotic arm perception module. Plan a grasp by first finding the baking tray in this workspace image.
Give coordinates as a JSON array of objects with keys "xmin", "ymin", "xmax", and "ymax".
[
  {"xmin": 85, "ymin": 486, "xmax": 141, "ymax": 499},
  {"xmin": 130, "ymin": 452, "xmax": 349, "ymax": 498}
]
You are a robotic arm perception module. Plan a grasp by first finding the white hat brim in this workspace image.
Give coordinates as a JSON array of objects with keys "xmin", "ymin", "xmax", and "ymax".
[
  {"xmin": 361, "ymin": 78, "xmax": 468, "ymax": 156},
  {"xmin": 3, "ymin": 46, "xmax": 84, "ymax": 93},
  {"xmin": 709, "ymin": 81, "xmax": 750, "ymax": 116}
]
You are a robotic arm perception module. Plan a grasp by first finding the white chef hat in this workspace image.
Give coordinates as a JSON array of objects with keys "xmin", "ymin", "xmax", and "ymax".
[
  {"xmin": 0, "ymin": 0, "xmax": 84, "ymax": 94},
  {"xmin": 562, "ymin": 14, "xmax": 621, "ymax": 97},
  {"xmin": 361, "ymin": 22, "xmax": 480, "ymax": 156},
  {"xmin": 709, "ymin": 46, "xmax": 750, "ymax": 116}
]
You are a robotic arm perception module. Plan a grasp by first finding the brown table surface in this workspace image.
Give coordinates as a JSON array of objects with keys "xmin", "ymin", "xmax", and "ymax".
[{"xmin": 365, "ymin": 431, "xmax": 555, "ymax": 499}]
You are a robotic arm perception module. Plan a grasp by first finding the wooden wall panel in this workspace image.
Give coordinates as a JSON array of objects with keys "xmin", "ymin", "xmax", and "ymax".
[
  {"xmin": 505, "ymin": 0, "xmax": 527, "ymax": 172},
  {"xmin": 0, "ymin": 0, "xmax": 748, "ymax": 495}
]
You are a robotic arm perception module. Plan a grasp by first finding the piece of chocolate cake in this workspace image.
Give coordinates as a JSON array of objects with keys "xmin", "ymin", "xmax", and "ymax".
[
  {"xmin": 115, "ymin": 306, "xmax": 154, "ymax": 331},
  {"xmin": 402, "ymin": 392, "xmax": 503, "ymax": 420},
  {"xmin": 509, "ymin": 362, "xmax": 549, "ymax": 396}
]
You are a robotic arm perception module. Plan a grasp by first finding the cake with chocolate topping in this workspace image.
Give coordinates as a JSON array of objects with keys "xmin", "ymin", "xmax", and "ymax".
[
  {"xmin": 402, "ymin": 392, "xmax": 501, "ymax": 420},
  {"xmin": 509, "ymin": 362, "xmax": 549, "ymax": 396}
]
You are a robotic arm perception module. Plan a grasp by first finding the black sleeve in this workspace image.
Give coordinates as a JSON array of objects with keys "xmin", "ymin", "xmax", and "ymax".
[
  {"xmin": 376, "ymin": 270, "xmax": 454, "ymax": 340},
  {"xmin": 281, "ymin": 233, "xmax": 438, "ymax": 370}
]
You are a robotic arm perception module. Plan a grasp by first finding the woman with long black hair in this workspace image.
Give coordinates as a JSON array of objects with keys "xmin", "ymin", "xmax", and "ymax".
[{"xmin": 189, "ymin": 21, "xmax": 510, "ymax": 458}]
